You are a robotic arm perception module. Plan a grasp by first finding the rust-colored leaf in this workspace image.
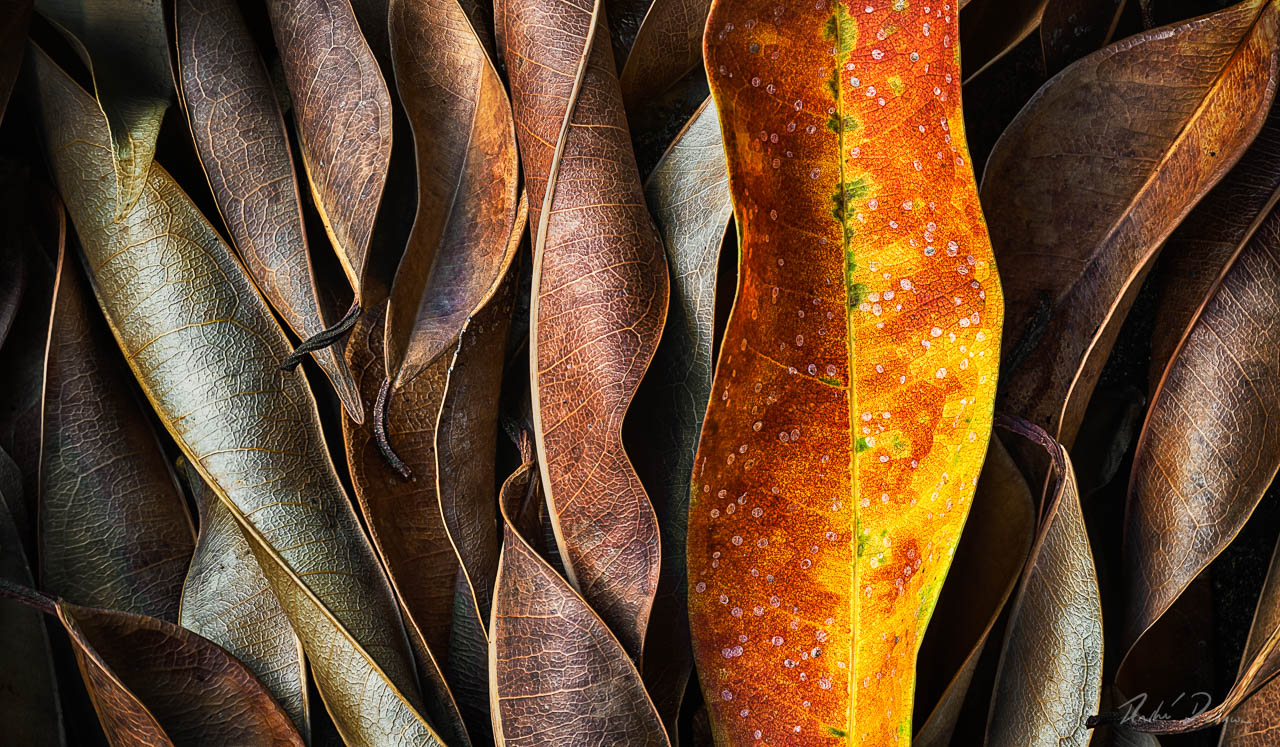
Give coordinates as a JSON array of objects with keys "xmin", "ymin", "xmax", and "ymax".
[
  {"xmin": 1119, "ymin": 175, "xmax": 1280, "ymax": 659},
  {"xmin": 0, "ymin": 448, "xmax": 64, "ymax": 746},
  {"xmin": 689, "ymin": 0, "xmax": 1004, "ymax": 740},
  {"xmin": 488, "ymin": 461, "xmax": 670, "ymax": 746},
  {"xmin": 58, "ymin": 595, "xmax": 305, "ymax": 747},
  {"xmin": 265, "ymin": 0, "xmax": 393, "ymax": 305},
  {"xmin": 985, "ymin": 420, "xmax": 1102, "ymax": 747},
  {"xmin": 496, "ymin": 0, "xmax": 669, "ymax": 656},
  {"xmin": 631, "ymin": 96, "xmax": 731, "ymax": 731},
  {"xmin": 617, "ymin": 0, "xmax": 713, "ymax": 116},
  {"xmin": 984, "ymin": 0, "xmax": 1280, "ymax": 450},
  {"xmin": 384, "ymin": 0, "xmax": 520, "ymax": 388},
  {"xmin": 913, "ymin": 436, "xmax": 1034, "ymax": 745},
  {"xmin": 40, "ymin": 233, "xmax": 195, "ymax": 621},
  {"xmin": 178, "ymin": 459, "xmax": 309, "ymax": 739},
  {"xmin": 175, "ymin": 0, "xmax": 365, "ymax": 421}
]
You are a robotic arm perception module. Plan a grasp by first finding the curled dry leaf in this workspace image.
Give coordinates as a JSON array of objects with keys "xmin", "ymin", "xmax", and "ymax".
[
  {"xmin": 265, "ymin": 0, "xmax": 393, "ymax": 305},
  {"xmin": 617, "ymin": 0, "xmax": 713, "ymax": 115},
  {"xmin": 913, "ymin": 436, "xmax": 1034, "ymax": 745},
  {"xmin": 384, "ymin": 0, "xmax": 520, "ymax": 389},
  {"xmin": 35, "ymin": 0, "xmax": 171, "ymax": 217},
  {"xmin": 489, "ymin": 462, "xmax": 670, "ymax": 746},
  {"xmin": 1219, "ymin": 538, "xmax": 1280, "ymax": 744},
  {"xmin": 343, "ymin": 305, "xmax": 473, "ymax": 747},
  {"xmin": 960, "ymin": 0, "xmax": 1050, "ymax": 83},
  {"xmin": 1120, "ymin": 175, "xmax": 1280, "ymax": 656},
  {"xmin": 178, "ymin": 459, "xmax": 309, "ymax": 739},
  {"xmin": 631, "ymin": 95, "xmax": 731, "ymax": 729},
  {"xmin": 985, "ymin": 419, "xmax": 1102, "ymax": 747},
  {"xmin": 689, "ymin": 0, "xmax": 1003, "ymax": 741},
  {"xmin": 496, "ymin": 0, "xmax": 669, "ymax": 657},
  {"xmin": 2, "ymin": 584, "xmax": 305, "ymax": 747},
  {"xmin": 174, "ymin": 0, "xmax": 365, "ymax": 422},
  {"xmin": 1147, "ymin": 101, "xmax": 1280, "ymax": 390},
  {"xmin": 0, "ymin": 448, "xmax": 64, "ymax": 746},
  {"xmin": 30, "ymin": 47, "xmax": 445, "ymax": 746},
  {"xmin": 984, "ymin": 0, "xmax": 1280, "ymax": 450},
  {"xmin": 40, "ymin": 237, "xmax": 195, "ymax": 621}
]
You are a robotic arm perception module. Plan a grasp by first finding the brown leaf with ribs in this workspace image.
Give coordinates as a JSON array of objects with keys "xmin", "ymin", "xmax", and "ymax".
[
  {"xmin": 0, "ymin": 578, "xmax": 303, "ymax": 747},
  {"xmin": 1146, "ymin": 99, "xmax": 1280, "ymax": 391},
  {"xmin": 495, "ymin": 0, "xmax": 669, "ymax": 657},
  {"xmin": 1220, "ymin": 538, "xmax": 1280, "ymax": 744},
  {"xmin": 384, "ymin": 0, "xmax": 520, "ymax": 389},
  {"xmin": 343, "ymin": 303, "xmax": 475, "ymax": 746},
  {"xmin": 265, "ymin": 0, "xmax": 393, "ymax": 306},
  {"xmin": 1119, "ymin": 170, "xmax": 1280, "ymax": 659},
  {"xmin": 488, "ymin": 461, "xmax": 670, "ymax": 746},
  {"xmin": 983, "ymin": 0, "xmax": 1280, "ymax": 450},
  {"xmin": 175, "ymin": 0, "xmax": 365, "ymax": 421},
  {"xmin": 40, "ymin": 239, "xmax": 196, "ymax": 621},
  {"xmin": 617, "ymin": 0, "xmax": 712, "ymax": 116}
]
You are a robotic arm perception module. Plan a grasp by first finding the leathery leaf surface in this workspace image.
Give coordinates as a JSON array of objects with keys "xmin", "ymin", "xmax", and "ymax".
[{"xmin": 688, "ymin": 0, "xmax": 1004, "ymax": 742}]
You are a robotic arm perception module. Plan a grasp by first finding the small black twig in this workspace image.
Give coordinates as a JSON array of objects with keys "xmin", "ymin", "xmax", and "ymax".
[
  {"xmin": 374, "ymin": 377, "xmax": 414, "ymax": 481},
  {"xmin": 0, "ymin": 576, "xmax": 57, "ymax": 616},
  {"xmin": 280, "ymin": 301, "xmax": 362, "ymax": 371}
]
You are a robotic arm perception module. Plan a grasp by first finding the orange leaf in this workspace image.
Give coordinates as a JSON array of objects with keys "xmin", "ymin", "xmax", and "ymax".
[{"xmin": 688, "ymin": 0, "xmax": 1003, "ymax": 741}]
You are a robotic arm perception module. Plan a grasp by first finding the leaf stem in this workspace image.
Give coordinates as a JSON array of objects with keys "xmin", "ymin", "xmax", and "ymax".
[
  {"xmin": 374, "ymin": 377, "xmax": 414, "ymax": 481},
  {"xmin": 280, "ymin": 301, "xmax": 362, "ymax": 371},
  {"xmin": 0, "ymin": 576, "xmax": 57, "ymax": 616}
]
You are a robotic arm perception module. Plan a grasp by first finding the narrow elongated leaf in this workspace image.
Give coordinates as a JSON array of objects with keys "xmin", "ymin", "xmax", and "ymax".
[
  {"xmin": 343, "ymin": 305, "xmax": 473, "ymax": 747},
  {"xmin": 1120, "ymin": 194, "xmax": 1280, "ymax": 656},
  {"xmin": 385, "ymin": 0, "xmax": 520, "ymax": 387},
  {"xmin": 689, "ymin": 0, "xmax": 1003, "ymax": 741},
  {"xmin": 345, "ymin": 306, "xmax": 459, "ymax": 659},
  {"xmin": 617, "ymin": 0, "xmax": 712, "ymax": 114},
  {"xmin": 0, "ymin": 582, "xmax": 304, "ymax": 747},
  {"xmin": 1220, "ymin": 538, "xmax": 1280, "ymax": 744},
  {"xmin": 496, "ymin": 0, "xmax": 669, "ymax": 657},
  {"xmin": 960, "ymin": 0, "xmax": 1049, "ymax": 82},
  {"xmin": 0, "ymin": 449, "xmax": 64, "ymax": 746},
  {"xmin": 986, "ymin": 421, "xmax": 1101, "ymax": 747},
  {"xmin": 30, "ymin": 47, "xmax": 444, "ymax": 746},
  {"xmin": 489, "ymin": 462, "xmax": 669, "ymax": 746},
  {"xmin": 1147, "ymin": 101, "xmax": 1280, "ymax": 389},
  {"xmin": 175, "ymin": 0, "xmax": 364, "ymax": 422},
  {"xmin": 178, "ymin": 459, "xmax": 308, "ymax": 739},
  {"xmin": 36, "ymin": 0, "xmax": 171, "ymax": 216},
  {"xmin": 265, "ymin": 0, "xmax": 393, "ymax": 304},
  {"xmin": 41, "ymin": 238, "xmax": 195, "ymax": 620},
  {"xmin": 984, "ymin": 0, "xmax": 1280, "ymax": 449},
  {"xmin": 632, "ymin": 96, "xmax": 731, "ymax": 729},
  {"xmin": 914, "ymin": 436, "xmax": 1034, "ymax": 745}
]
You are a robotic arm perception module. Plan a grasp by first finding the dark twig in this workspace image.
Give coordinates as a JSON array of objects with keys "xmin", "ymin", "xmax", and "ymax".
[
  {"xmin": 280, "ymin": 301, "xmax": 361, "ymax": 371},
  {"xmin": 374, "ymin": 377, "xmax": 414, "ymax": 481}
]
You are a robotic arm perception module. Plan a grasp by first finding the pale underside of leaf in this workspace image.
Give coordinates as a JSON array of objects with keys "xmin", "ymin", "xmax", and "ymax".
[{"xmin": 30, "ymin": 47, "xmax": 442, "ymax": 747}]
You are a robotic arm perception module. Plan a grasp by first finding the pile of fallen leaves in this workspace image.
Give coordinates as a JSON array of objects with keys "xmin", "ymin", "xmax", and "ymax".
[{"xmin": 0, "ymin": 0, "xmax": 1278, "ymax": 743}]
